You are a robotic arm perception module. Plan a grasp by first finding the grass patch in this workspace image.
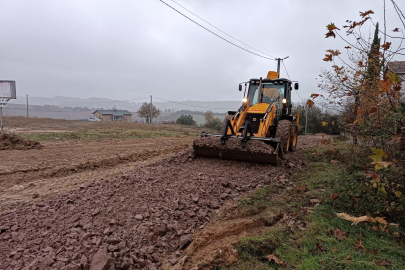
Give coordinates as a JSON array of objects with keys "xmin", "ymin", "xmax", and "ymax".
[
  {"xmin": 22, "ymin": 129, "xmax": 195, "ymax": 142},
  {"xmin": 226, "ymin": 155, "xmax": 405, "ymax": 270},
  {"xmin": 4, "ymin": 116, "xmax": 209, "ymax": 141}
]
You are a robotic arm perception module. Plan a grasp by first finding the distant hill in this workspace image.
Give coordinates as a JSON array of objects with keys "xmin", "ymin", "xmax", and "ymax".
[
  {"xmin": 9, "ymin": 96, "xmax": 242, "ymax": 114},
  {"xmin": 3, "ymin": 105, "xmax": 228, "ymax": 124}
]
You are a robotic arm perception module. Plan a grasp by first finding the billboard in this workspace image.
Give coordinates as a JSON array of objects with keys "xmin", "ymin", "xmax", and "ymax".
[{"xmin": 0, "ymin": 81, "xmax": 16, "ymax": 99}]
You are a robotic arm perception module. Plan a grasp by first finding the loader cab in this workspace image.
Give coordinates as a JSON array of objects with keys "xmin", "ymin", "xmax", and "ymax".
[{"xmin": 246, "ymin": 78, "xmax": 293, "ymax": 115}]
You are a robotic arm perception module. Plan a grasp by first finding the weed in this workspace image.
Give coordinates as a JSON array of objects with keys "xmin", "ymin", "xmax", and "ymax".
[{"xmin": 225, "ymin": 154, "xmax": 405, "ymax": 270}]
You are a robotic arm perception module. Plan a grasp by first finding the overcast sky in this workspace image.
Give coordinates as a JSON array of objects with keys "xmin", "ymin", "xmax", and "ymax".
[{"xmin": 0, "ymin": 0, "xmax": 404, "ymax": 103}]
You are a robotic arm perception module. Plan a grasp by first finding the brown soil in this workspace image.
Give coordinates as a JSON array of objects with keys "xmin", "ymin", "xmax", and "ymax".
[
  {"xmin": 297, "ymin": 133, "xmax": 331, "ymax": 149},
  {"xmin": 0, "ymin": 134, "xmax": 326, "ymax": 270},
  {"xmin": 0, "ymin": 137, "xmax": 194, "ymax": 213},
  {"xmin": 0, "ymin": 133, "xmax": 42, "ymax": 150}
]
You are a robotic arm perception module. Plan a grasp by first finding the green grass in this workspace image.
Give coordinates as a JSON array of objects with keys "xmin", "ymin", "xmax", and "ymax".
[
  {"xmin": 225, "ymin": 158, "xmax": 405, "ymax": 270},
  {"xmin": 21, "ymin": 128, "xmax": 199, "ymax": 142}
]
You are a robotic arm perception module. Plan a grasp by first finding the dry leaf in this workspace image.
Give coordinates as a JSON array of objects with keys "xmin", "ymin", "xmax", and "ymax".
[
  {"xmin": 331, "ymin": 228, "xmax": 348, "ymax": 240},
  {"xmin": 346, "ymin": 254, "xmax": 352, "ymax": 261},
  {"xmin": 313, "ymin": 149, "xmax": 318, "ymax": 155},
  {"xmin": 323, "ymin": 54, "xmax": 333, "ymax": 62},
  {"xmin": 266, "ymin": 254, "xmax": 286, "ymax": 266},
  {"xmin": 310, "ymin": 198, "xmax": 320, "ymax": 205},
  {"xmin": 330, "ymin": 193, "xmax": 339, "ymax": 202},
  {"xmin": 315, "ymin": 243, "xmax": 327, "ymax": 252},
  {"xmin": 389, "ymin": 134, "xmax": 401, "ymax": 144},
  {"xmin": 366, "ymin": 171, "xmax": 379, "ymax": 179},
  {"xmin": 381, "ymin": 42, "xmax": 392, "ymax": 50},
  {"xmin": 393, "ymin": 232, "xmax": 400, "ymax": 238},
  {"xmin": 331, "ymin": 247, "xmax": 337, "ymax": 253},
  {"xmin": 354, "ymin": 239, "xmax": 365, "ymax": 250},
  {"xmin": 375, "ymin": 217, "xmax": 387, "ymax": 225},
  {"xmin": 379, "ymin": 260, "xmax": 391, "ymax": 266},
  {"xmin": 372, "ymin": 226, "xmax": 379, "ymax": 231},
  {"xmin": 307, "ymin": 99, "xmax": 315, "ymax": 108},
  {"xmin": 336, "ymin": 213, "xmax": 375, "ymax": 225},
  {"xmin": 331, "ymin": 160, "xmax": 338, "ymax": 164}
]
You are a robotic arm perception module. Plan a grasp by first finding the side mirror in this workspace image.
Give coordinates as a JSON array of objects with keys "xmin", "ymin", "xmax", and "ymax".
[
  {"xmin": 294, "ymin": 82, "xmax": 299, "ymax": 90},
  {"xmin": 238, "ymin": 84, "xmax": 242, "ymax": 91}
]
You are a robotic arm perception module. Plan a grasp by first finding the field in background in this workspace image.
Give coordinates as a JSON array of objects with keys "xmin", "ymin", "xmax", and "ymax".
[{"xmin": 3, "ymin": 116, "xmax": 209, "ymax": 141}]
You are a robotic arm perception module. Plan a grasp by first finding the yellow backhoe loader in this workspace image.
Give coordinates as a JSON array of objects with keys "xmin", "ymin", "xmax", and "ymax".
[{"xmin": 193, "ymin": 70, "xmax": 300, "ymax": 165}]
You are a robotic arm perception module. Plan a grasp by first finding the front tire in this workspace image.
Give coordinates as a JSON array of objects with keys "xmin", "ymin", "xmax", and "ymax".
[
  {"xmin": 276, "ymin": 120, "xmax": 292, "ymax": 154},
  {"xmin": 289, "ymin": 122, "xmax": 298, "ymax": 152}
]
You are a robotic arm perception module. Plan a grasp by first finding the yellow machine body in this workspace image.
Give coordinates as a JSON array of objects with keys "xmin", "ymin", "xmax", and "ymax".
[{"xmin": 193, "ymin": 70, "xmax": 300, "ymax": 165}]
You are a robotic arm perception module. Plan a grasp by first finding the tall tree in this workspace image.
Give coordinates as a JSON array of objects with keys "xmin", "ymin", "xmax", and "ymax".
[
  {"xmin": 136, "ymin": 102, "xmax": 161, "ymax": 123},
  {"xmin": 366, "ymin": 22, "xmax": 381, "ymax": 84}
]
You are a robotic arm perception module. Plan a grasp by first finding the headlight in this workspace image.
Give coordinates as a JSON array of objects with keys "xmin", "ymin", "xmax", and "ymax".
[
  {"xmin": 282, "ymin": 98, "xmax": 287, "ymax": 104},
  {"xmin": 242, "ymin": 98, "xmax": 248, "ymax": 103}
]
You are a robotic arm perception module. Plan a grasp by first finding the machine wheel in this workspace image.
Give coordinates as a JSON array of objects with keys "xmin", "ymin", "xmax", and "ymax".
[
  {"xmin": 221, "ymin": 115, "xmax": 233, "ymax": 134},
  {"xmin": 276, "ymin": 120, "xmax": 291, "ymax": 154},
  {"xmin": 289, "ymin": 122, "xmax": 298, "ymax": 152}
]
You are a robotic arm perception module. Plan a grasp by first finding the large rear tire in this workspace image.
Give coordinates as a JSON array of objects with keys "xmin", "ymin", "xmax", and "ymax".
[
  {"xmin": 276, "ymin": 120, "xmax": 291, "ymax": 154},
  {"xmin": 289, "ymin": 122, "xmax": 298, "ymax": 152}
]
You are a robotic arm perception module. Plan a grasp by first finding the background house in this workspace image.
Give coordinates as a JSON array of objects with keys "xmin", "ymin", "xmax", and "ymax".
[
  {"xmin": 388, "ymin": 61, "xmax": 405, "ymax": 79},
  {"xmin": 93, "ymin": 108, "xmax": 132, "ymax": 122}
]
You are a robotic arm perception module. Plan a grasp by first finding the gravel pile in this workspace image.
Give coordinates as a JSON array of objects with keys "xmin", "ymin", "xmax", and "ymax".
[{"xmin": 0, "ymin": 149, "xmax": 289, "ymax": 270}]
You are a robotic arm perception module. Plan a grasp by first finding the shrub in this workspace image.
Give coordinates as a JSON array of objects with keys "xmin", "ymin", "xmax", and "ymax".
[{"xmin": 176, "ymin": 114, "xmax": 196, "ymax": 126}]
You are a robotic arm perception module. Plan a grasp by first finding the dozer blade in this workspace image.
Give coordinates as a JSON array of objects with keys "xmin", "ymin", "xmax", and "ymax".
[{"xmin": 193, "ymin": 135, "xmax": 279, "ymax": 165}]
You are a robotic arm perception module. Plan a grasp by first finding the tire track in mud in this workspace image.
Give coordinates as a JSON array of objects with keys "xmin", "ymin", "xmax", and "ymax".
[
  {"xmin": 0, "ymin": 148, "xmax": 304, "ymax": 270},
  {"xmin": 0, "ymin": 136, "xmax": 321, "ymax": 269},
  {"xmin": 0, "ymin": 145, "xmax": 188, "ymax": 182}
]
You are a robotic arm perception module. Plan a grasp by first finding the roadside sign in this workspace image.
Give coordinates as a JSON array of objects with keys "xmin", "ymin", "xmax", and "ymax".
[
  {"xmin": 0, "ymin": 80, "xmax": 16, "ymax": 135},
  {"xmin": 0, "ymin": 81, "xmax": 16, "ymax": 99}
]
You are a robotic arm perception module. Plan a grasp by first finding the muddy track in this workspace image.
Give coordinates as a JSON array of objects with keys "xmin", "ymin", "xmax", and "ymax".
[
  {"xmin": 0, "ymin": 150, "xmax": 302, "ymax": 270},
  {"xmin": 0, "ymin": 135, "xmax": 326, "ymax": 269},
  {"xmin": 0, "ymin": 146, "xmax": 188, "ymax": 183}
]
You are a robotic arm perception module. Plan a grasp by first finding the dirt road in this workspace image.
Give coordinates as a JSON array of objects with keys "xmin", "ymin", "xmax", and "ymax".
[
  {"xmin": 0, "ymin": 135, "xmax": 326, "ymax": 269},
  {"xmin": 0, "ymin": 137, "xmax": 193, "ymax": 213}
]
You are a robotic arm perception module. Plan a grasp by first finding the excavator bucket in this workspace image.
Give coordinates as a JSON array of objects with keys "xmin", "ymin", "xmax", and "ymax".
[{"xmin": 193, "ymin": 135, "xmax": 280, "ymax": 165}]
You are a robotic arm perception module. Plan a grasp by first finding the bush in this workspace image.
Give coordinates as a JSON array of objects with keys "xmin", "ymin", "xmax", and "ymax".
[
  {"xmin": 203, "ymin": 111, "xmax": 222, "ymax": 131},
  {"xmin": 176, "ymin": 114, "xmax": 196, "ymax": 126},
  {"xmin": 306, "ymin": 145, "xmax": 405, "ymax": 226}
]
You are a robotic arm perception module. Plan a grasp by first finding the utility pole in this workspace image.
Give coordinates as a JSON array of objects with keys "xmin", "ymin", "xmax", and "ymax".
[
  {"xmin": 275, "ymin": 56, "xmax": 289, "ymax": 76},
  {"xmin": 149, "ymin": 95, "xmax": 153, "ymax": 124},
  {"xmin": 26, "ymin": 94, "xmax": 29, "ymax": 117},
  {"xmin": 305, "ymin": 103, "xmax": 308, "ymax": 134},
  {"xmin": 0, "ymin": 107, "xmax": 3, "ymax": 135}
]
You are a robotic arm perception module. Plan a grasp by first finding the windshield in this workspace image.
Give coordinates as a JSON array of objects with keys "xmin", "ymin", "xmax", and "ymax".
[{"xmin": 248, "ymin": 81, "xmax": 285, "ymax": 108}]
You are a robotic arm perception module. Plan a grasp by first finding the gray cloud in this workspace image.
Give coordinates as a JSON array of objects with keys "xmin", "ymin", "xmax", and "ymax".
[{"xmin": 0, "ymin": 0, "xmax": 402, "ymax": 103}]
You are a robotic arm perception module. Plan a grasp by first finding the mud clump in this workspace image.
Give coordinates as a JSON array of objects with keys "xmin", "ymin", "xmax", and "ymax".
[
  {"xmin": 193, "ymin": 137, "xmax": 275, "ymax": 153},
  {"xmin": 0, "ymin": 133, "xmax": 42, "ymax": 150}
]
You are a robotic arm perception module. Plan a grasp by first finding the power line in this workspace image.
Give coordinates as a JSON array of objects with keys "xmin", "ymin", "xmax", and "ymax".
[
  {"xmin": 158, "ymin": 0, "xmax": 275, "ymax": 60},
  {"xmin": 154, "ymin": 97, "xmax": 235, "ymax": 110},
  {"xmin": 170, "ymin": 0, "xmax": 276, "ymax": 59},
  {"xmin": 281, "ymin": 61, "xmax": 305, "ymax": 103},
  {"xmin": 281, "ymin": 61, "xmax": 291, "ymax": 80}
]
